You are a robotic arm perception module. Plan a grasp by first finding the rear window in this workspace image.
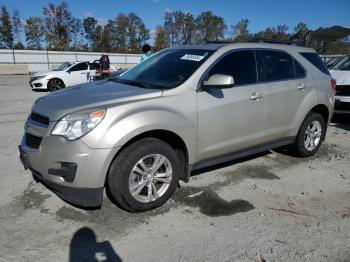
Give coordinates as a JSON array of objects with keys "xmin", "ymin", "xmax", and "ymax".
[{"xmin": 300, "ymin": 52, "xmax": 330, "ymax": 75}]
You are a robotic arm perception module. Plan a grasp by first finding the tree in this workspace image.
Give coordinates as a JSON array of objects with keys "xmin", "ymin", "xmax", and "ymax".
[
  {"xmin": 232, "ymin": 18, "xmax": 251, "ymax": 42},
  {"xmin": 194, "ymin": 11, "xmax": 226, "ymax": 43},
  {"xmin": 42, "ymin": 1, "xmax": 74, "ymax": 50},
  {"xmin": 183, "ymin": 13, "xmax": 195, "ymax": 44},
  {"xmin": 25, "ymin": 17, "xmax": 44, "ymax": 49},
  {"xmin": 0, "ymin": 6, "xmax": 14, "ymax": 48},
  {"xmin": 12, "ymin": 9, "xmax": 24, "ymax": 49},
  {"xmin": 272, "ymin": 24, "xmax": 289, "ymax": 40},
  {"xmin": 83, "ymin": 17, "xmax": 97, "ymax": 50},
  {"xmin": 69, "ymin": 17, "xmax": 83, "ymax": 51},
  {"xmin": 293, "ymin": 22, "xmax": 309, "ymax": 42},
  {"xmin": 154, "ymin": 25, "xmax": 169, "ymax": 51},
  {"xmin": 164, "ymin": 11, "xmax": 195, "ymax": 45},
  {"xmin": 127, "ymin": 13, "xmax": 150, "ymax": 53},
  {"xmin": 115, "ymin": 13, "xmax": 129, "ymax": 52}
]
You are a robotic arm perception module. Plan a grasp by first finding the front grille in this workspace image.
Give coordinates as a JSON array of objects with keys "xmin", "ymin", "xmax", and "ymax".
[
  {"xmin": 30, "ymin": 112, "xmax": 49, "ymax": 126},
  {"xmin": 25, "ymin": 133, "xmax": 42, "ymax": 149},
  {"xmin": 336, "ymin": 85, "xmax": 350, "ymax": 97}
]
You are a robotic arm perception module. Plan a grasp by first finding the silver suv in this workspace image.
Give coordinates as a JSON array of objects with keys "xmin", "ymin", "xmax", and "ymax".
[{"xmin": 19, "ymin": 43, "xmax": 335, "ymax": 212}]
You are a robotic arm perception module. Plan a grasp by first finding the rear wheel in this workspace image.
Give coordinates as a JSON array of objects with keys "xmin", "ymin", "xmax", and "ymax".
[
  {"xmin": 292, "ymin": 112, "xmax": 325, "ymax": 157},
  {"xmin": 107, "ymin": 138, "xmax": 181, "ymax": 212},
  {"xmin": 48, "ymin": 78, "xmax": 65, "ymax": 92}
]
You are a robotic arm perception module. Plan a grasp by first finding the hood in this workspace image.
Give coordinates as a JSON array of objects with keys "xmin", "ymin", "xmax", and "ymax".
[
  {"xmin": 330, "ymin": 70, "xmax": 350, "ymax": 86},
  {"xmin": 32, "ymin": 70, "xmax": 57, "ymax": 77},
  {"xmin": 32, "ymin": 80, "xmax": 163, "ymax": 121}
]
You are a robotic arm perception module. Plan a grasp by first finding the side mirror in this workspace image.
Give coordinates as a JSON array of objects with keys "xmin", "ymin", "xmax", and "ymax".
[
  {"xmin": 202, "ymin": 74, "xmax": 234, "ymax": 90},
  {"xmin": 66, "ymin": 70, "xmax": 71, "ymax": 74}
]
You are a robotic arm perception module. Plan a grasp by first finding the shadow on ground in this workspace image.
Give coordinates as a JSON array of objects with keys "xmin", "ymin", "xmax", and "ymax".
[
  {"xmin": 332, "ymin": 114, "xmax": 350, "ymax": 131},
  {"xmin": 69, "ymin": 227, "xmax": 122, "ymax": 262}
]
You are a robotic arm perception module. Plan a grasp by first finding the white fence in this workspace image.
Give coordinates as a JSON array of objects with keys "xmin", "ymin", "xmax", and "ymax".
[{"xmin": 0, "ymin": 49, "xmax": 141, "ymax": 73}]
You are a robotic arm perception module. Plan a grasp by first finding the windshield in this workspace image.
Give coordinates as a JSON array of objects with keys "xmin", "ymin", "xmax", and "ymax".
[
  {"xmin": 114, "ymin": 49, "xmax": 214, "ymax": 89},
  {"xmin": 53, "ymin": 62, "xmax": 73, "ymax": 71},
  {"xmin": 332, "ymin": 56, "xmax": 350, "ymax": 71}
]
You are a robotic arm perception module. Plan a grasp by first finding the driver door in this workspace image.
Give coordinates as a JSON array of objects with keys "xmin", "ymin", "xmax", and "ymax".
[
  {"xmin": 197, "ymin": 50, "xmax": 265, "ymax": 161},
  {"xmin": 66, "ymin": 62, "xmax": 90, "ymax": 86}
]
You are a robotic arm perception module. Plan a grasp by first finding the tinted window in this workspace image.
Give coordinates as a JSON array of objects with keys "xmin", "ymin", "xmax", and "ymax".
[
  {"xmin": 70, "ymin": 62, "xmax": 88, "ymax": 71},
  {"xmin": 300, "ymin": 52, "xmax": 330, "ymax": 75},
  {"xmin": 117, "ymin": 49, "xmax": 214, "ymax": 89},
  {"xmin": 261, "ymin": 50, "xmax": 295, "ymax": 81},
  {"xmin": 208, "ymin": 50, "xmax": 257, "ymax": 85},
  {"xmin": 294, "ymin": 59, "xmax": 306, "ymax": 78}
]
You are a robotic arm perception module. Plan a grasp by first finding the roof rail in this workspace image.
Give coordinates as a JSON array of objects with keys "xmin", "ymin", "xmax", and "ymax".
[
  {"xmin": 206, "ymin": 39, "xmax": 305, "ymax": 46},
  {"xmin": 248, "ymin": 38, "xmax": 304, "ymax": 46},
  {"xmin": 206, "ymin": 40, "xmax": 235, "ymax": 44}
]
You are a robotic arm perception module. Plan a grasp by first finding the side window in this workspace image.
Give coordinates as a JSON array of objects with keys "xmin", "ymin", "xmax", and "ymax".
[
  {"xmin": 261, "ymin": 50, "xmax": 295, "ymax": 81},
  {"xmin": 294, "ymin": 59, "xmax": 306, "ymax": 78},
  {"xmin": 208, "ymin": 50, "xmax": 257, "ymax": 86},
  {"xmin": 70, "ymin": 62, "xmax": 88, "ymax": 72},
  {"xmin": 300, "ymin": 52, "xmax": 330, "ymax": 75}
]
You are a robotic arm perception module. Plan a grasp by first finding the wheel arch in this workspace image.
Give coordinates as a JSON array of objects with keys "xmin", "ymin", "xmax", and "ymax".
[
  {"xmin": 107, "ymin": 129, "xmax": 190, "ymax": 183},
  {"xmin": 310, "ymin": 104, "xmax": 330, "ymax": 125}
]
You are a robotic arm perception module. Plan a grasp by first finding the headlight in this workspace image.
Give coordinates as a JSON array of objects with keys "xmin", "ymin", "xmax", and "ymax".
[{"xmin": 51, "ymin": 109, "xmax": 106, "ymax": 140}]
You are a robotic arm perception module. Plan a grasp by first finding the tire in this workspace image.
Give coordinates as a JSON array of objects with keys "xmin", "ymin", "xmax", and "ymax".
[
  {"xmin": 292, "ymin": 112, "xmax": 325, "ymax": 157},
  {"xmin": 48, "ymin": 78, "xmax": 65, "ymax": 92},
  {"xmin": 107, "ymin": 138, "xmax": 181, "ymax": 212}
]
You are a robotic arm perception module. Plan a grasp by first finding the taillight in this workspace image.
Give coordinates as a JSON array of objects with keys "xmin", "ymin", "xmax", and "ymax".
[{"xmin": 331, "ymin": 78, "xmax": 336, "ymax": 93}]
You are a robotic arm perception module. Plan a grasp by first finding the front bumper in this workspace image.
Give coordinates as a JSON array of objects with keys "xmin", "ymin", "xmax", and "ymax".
[
  {"xmin": 19, "ymin": 123, "xmax": 120, "ymax": 207},
  {"xmin": 29, "ymin": 78, "xmax": 48, "ymax": 90}
]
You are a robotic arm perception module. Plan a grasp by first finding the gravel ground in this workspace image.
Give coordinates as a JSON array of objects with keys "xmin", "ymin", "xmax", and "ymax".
[{"xmin": 0, "ymin": 75, "xmax": 349, "ymax": 262}]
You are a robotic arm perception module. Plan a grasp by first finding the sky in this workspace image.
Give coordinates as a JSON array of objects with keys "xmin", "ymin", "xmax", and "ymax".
[{"xmin": 0, "ymin": 0, "xmax": 349, "ymax": 36}]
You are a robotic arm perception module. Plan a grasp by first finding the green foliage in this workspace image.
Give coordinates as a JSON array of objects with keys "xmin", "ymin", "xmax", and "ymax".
[
  {"xmin": 0, "ymin": 5, "xmax": 14, "ymax": 48},
  {"xmin": 12, "ymin": 9, "xmax": 23, "ymax": 48},
  {"xmin": 154, "ymin": 25, "xmax": 169, "ymax": 51},
  {"xmin": 25, "ymin": 17, "xmax": 44, "ymax": 50},
  {"xmin": 194, "ymin": 11, "xmax": 227, "ymax": 43},
  {"xmin": 42, "ymin": 1, "xmax": 73, "ymax": 50}
]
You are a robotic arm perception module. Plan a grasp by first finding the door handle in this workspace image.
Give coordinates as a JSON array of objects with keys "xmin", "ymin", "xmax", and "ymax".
[
  {"xmin": 80, "ymin": 72, "xmax": 87, "ymax": 74},
  {"xmin": 250, "ymin": 92, "xmax": 264, "ymax": 101},
  {"xmin": 297, "ymin": 83, "xmax": 306, "ymax": 91}
]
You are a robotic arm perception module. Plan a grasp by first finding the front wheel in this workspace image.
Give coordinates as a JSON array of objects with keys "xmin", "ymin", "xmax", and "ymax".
[
  {"xmin": 107, "ymin": 138, "xmax": 181, "ymax": 212},
  {"xmin": 48, "ymin": 78, "xmax": 65, "ymax": 92},
  {"xmin": 292, "ymin": 112, "xmax": 325, "ymax": 157}
]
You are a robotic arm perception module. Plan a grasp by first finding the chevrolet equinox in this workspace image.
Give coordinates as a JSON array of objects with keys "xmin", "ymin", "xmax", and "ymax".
[{"xmin": 19, "ymin": 43, "xmax": 335, "ymax": 212}]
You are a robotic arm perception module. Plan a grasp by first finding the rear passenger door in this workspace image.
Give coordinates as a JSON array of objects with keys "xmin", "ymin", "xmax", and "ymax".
[
  {"xmin": 256, "ymin": 49, "xmax": 309, "ymax": 141},
  {"xmin": 197, "ymin": 50, "xmax": 266, "ymax": 161}
]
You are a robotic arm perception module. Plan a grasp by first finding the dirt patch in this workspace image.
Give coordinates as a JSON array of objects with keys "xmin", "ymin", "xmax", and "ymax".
[{"xmin": 14, "ymin": 184, "xmax": 51, "ymax": 210}]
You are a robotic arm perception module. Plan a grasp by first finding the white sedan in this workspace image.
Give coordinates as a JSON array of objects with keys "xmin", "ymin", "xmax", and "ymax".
[
  {"xmin": 29, "ymin": 61, "xmax": 95, "ymax": 91},
  {"xmin": 329, "ymin": 55, "xmax": 350, "ymax": 113}
]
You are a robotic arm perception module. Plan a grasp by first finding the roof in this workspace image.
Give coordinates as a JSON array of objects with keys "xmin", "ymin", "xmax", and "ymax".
[
  {"xmin": 310, "ymin": 26, "xmax": 350, "ymax": 40},
  {"xmin": 168, "ymin": 42, "xmax": 314, "ymax": 52}
]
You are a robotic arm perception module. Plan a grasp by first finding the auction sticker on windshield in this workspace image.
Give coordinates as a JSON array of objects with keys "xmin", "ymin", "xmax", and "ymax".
[{"xmin": 181, "ymin": 54, "xmax": 205, "ymax": 62}]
